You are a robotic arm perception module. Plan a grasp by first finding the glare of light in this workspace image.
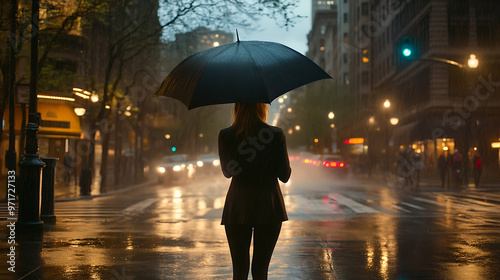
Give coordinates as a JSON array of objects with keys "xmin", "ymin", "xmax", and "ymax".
[
  {"xmin": 362, "ymin": 57, "xmax": 369, "ymax": 63},
  {"xmin": 105, "ymin": 105, "xmax": 110, "ymax": 109},
  {"xmin": 213, "ymin": 41, "xmax": 219, "ymax": 47},
  {"xmin": 212, "ymin": 159, "xmax": 220, "ymax": 166},
  {"xmin": 126, "ymin": 105, "xmax": 132, "ymax": 110},
  {"xmin": 491, "ymin": 142, "xmax": 500, "ymax": 148},
  {"xmin": 474, "ymin": 147, "xmax": 477, "ymax": 151},
  {"xmin": 383, "ymin": 99, "xmax": 391, "ymax": 108},
  {"xmin": 157, "ymin": 167, "xmax": 166, "ymax": 173},
  {"xmin": 320, "ymin": 46, "xmax": 325, "ymax": 51},
  {"xmin": 283, "ymin": 94, "xmax": 288, "ymax": 99},
  {"xmin": 124, "ymin": 111, "xmax": 132, "ymax": 117},
  {"xmin": 173, "ymin": 189, "xmax": 182, "ymax": 198},
  {"xmin": 288, "ymin": 128, "xmax": 293, "ymax": 134},
  {"xmin": 73, "ymin": 88, "xmax": 83, "ymax": 92},
  {"xmin": 295, "ymin": 125, "xmax": 300, "ymax": 131},
  {"xmin": 287, "ymin": 107, "xmax": 292, "ymax": 113},
  {"xmin": 37, "ymin": 94, "xmax": 75, "ymax": 101},
  {"xmin": 468, "ymin": 54, "xmax": 478, "ymax": 69},
  {"xmin": 369, "ymin": 116, "xmax": 375, "ymax": 124},
  {"xmin": 443, "ymin": 146, "xmax": 449, "ymax": 151},
  {"xmin": 173, "ymin": 165, "xmax": 181, "ymax": 171},
  {"xmin": 199, "ymin": 133, "xmax": 204, "ymax": 138},
  {"xmin": 91, "ymin": 93, "xmax": 99, "ymax": 103},
  {"xmin": 197, "ymin": 161, "xmax": 204, "ymax": 167},
  {"xmin": 390, "ymin": 118, "xmax": 399, "ymax": 125},
  {"xmin": 328, "ymin": 112, "xmax": 335, "ymax": 119},
  {"xmin": 416, "ymin": 149, "xmax": 422, "ymax": 153},
  {"xmin": 74, "ymin": 107, "xmax": 86, "ymax": 116},
  {"xmin": 314, "ymin": 138, "xmax": 319, "ymax": 143},
  {"xmin": 165, "ymin": 134, "xmax": 171, "ymax": 139},
  {"xmin": 74, "ymin": 92, "xmax": 90, "ymax": 99},
  {"xmin": 278, "ymin": 97, "xmax": 284, "ymax": 103},
  {"xmin": 330, "ymin": 124, "xmax": 335, "ymax": 128}
]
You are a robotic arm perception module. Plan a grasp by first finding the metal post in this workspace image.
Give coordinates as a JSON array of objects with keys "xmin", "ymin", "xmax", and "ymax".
[
  {"xmin": 41, "ymin": 157, "xmax": 58, "ymax": 224},
  {"xmin": 17, "ymin": 0, "xmax": 44, "ymax": 238}
]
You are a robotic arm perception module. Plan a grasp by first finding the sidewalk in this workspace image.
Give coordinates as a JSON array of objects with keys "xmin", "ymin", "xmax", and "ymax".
[{"xmin": 352, "ymin": 169, "xmax": 500, "ymax": 192}]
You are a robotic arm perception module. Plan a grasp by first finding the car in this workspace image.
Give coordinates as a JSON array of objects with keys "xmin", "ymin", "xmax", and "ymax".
[
  {"xmin": 320, "ymin": 154, "xmax": 349, "ymax": 178},
  {"xmin": 195, "ymin": 153, "xmax": 221, "ymax": 176},
  {"xmin": 156, "ymin": 154, "xmax": 195, "ymax": 184}
]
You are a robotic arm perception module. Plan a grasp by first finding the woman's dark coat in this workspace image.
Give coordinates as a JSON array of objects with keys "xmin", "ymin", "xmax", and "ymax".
[{"xmin": 218, "ymin": 122, "xmax": 291, "ymax": 225}]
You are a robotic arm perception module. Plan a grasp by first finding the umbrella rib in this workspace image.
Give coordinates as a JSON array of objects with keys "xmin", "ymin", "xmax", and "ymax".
[{"xmin": 240, "ymin": 43, "xmax": 270, "ymax": 103}]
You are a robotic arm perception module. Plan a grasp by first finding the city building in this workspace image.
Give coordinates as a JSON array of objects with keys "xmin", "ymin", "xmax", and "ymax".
[{"xmin": 369, "ymin": 0, "xmax": 500, "ymax": 178}]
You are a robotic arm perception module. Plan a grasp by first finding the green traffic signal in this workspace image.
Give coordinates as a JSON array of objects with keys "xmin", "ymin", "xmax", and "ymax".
[{"xmin": 402, "ymin": 47, "xmax": 412, "ymax": 57}]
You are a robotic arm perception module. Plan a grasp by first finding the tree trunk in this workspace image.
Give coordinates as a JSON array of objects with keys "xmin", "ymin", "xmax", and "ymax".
[{"xmin": 100, "ymin": 130, "xmax": 111, "ymax": 192}]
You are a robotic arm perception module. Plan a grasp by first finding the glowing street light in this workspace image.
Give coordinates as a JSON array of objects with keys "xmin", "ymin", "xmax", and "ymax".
[
  {"xmin": 74, "ymin": 107, "xmax": 86, "ymax": 116},
  {"xmin": 295, "ymin": 125, "xmax": 301, "ymax": 131},
  {"xmin": 390, "ymin": 117, "xmax": 399, "ymax": 125},
  {"xmin": 328, "ymin": 112, "xmax": 335, "ymax": 119},
  {"xmin": 383, "ymin": 99, "xmax": 391, "ymax": 109},
  {"xmin": 468, "ymin": 54, "xmax": 478, "ymax": 69}
]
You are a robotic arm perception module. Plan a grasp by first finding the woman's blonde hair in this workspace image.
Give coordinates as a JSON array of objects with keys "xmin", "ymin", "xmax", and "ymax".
[{"xmin": 232, "ymin": 103, "xmax": 268, "ymax": 138}]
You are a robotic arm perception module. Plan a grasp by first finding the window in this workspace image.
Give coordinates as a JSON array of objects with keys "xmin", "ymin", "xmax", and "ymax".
[
  {"xmin": 362, "ymin": 71, "xmax": 369, "ymax": 85},
  {"xmin": 344, "ymin": 13, "xmax": 348, "ymax": 23},
  {"xmin": 362, "ymin": 2, "xmax": 369, "ymax": 16},
  {"xmin": 343, "ymin": 32, "xmax": 348, "ymax": 43}
]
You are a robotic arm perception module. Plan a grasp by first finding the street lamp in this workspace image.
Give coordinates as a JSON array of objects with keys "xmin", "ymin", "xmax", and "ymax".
[
  {"xmin": 467, "ymin": 54, "xmax": 479, "ymax": 69},
  {"xmin": 74, "ymin": 107, "xmax": 86, "ymax": 116},
  {"xmin": 383, "ymin": 99, "xmax": 391, "ymax": 109},
  {"xmin": 91, "ymin": 92, "xmax": 99, "ymax": 103},
  {"xmin": 328, "ymin": 112, "xmax": 335, "ymax": 119},
  {"xmin": 390, "ymin": 118, "xmax": 399, "ymax": 126}
]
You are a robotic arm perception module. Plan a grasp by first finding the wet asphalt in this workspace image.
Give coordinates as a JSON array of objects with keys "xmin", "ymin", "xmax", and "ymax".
[{"xmin": 1, "ymin": 164, "xmax": 500, "ymax": 280}]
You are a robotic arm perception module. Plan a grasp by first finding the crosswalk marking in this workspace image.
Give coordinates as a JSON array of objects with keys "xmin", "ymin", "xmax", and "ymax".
[
  {"xmin": 400, "ymin": 202, "xmax": 426, "ymax": 210},
  {"xmin": 123, "ymin": 198, "xmax": 160, "ymax": 214},
  {"xmin": 329, "ymin": 194, "xmax": 379, "ymax": 214}
]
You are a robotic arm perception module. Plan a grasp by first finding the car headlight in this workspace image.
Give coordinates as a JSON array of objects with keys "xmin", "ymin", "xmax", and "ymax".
[
  {"xmin": 197, "ymin": 161, "xmax": 204, "ymax": 167},
  {"xmin": 173, "ymin": 165, "xmax": 181, "ymax": 171},
  {"xmin": 212, "ymin": 159, "xmax": 220, "ymax": 166},
  {"xmin": 157, "ymin": 167, "xmax": 166, "ymax": 173}
]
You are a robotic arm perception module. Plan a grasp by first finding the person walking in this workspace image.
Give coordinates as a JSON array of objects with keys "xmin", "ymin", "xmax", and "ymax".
[
  {"xmin": 452, "ymin": 149, "xmax": 463, "ymax": 187},
  {"xmin": 473, "ymin": 152, "xmax": 482, "ymax": 187},
  {"xmin": 218, "ymin": 103, "xmax": 291, "ymax": 280},
  {"xmin": 412, "ymin": 152, "xmax": 424, "ymax": 188},
  {"xmin": 438, "ymin": 153, "xmax": 448, "ymax": 188}
]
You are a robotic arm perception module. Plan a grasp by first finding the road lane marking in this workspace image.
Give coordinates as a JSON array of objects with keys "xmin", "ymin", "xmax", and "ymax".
[
  {"xmin": 400, "ymin": 202, "xmax": 426, "ymax": 210},
  {"xmin": 123, "ymin": 198, "xmax": 160, "ymax": 214},
  {"xmin": 329, "ymin": 194, "xmax": 379, "ymax": 214}
]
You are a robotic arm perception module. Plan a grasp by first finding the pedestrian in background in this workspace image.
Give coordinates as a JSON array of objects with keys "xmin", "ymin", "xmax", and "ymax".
[
  {"xmin": 438, "ymin": 153, "xmax": 448, "ymax": 188},
  {"xmin": 473, "ymin": 152, "xmax": 482, "ymax": 187},
  {"xmin": 412, "ymin": 152, "xmax": 424, "ymax": 188},
  {"xmin": 452, "ymin": 149, "xmax": 463, "ymax": 187},
  {"xmin": 218, "ymin": 103, "xmax": 291, "ymax": 280}
]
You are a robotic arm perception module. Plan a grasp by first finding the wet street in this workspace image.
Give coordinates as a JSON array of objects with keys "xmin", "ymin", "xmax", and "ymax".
[{"xmin": 2, "ymin": 165, "xmax": 500, "ymax": 280}]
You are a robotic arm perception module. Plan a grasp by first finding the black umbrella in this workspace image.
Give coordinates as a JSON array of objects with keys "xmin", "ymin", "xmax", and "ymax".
[{"xmin": 154, "ymin": 39, "xmax": 331, "ymax": 109}]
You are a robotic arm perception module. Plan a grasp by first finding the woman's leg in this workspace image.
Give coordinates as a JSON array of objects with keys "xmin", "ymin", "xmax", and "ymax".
[
  {"xmin": 251, "ymin": 222, "xmax": 282, "ymax": 280},
  {"xmin": 225, "ymin": 224, "xmax": 252, "ymax": 280}
]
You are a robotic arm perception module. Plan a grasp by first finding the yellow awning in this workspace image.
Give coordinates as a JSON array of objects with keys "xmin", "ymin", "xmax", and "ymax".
[{"xmin": 3, "ymin": 103, "xmax": 82, "ymax": 138}]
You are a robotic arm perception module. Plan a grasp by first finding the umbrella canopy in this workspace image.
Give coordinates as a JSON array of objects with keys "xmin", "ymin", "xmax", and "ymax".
[{"xmin": 154, "ymin": 40, "xmax": 331, "ymax": 109}]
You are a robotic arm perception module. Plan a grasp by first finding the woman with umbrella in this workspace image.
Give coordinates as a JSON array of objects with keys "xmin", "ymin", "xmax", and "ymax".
[
  {"xmin": 155, "ymin": 36, "xmax": 330, "ymax": 279},
  {"xmin": 218, "ymin": 103, "xmax": 291, "ymax": 279}
]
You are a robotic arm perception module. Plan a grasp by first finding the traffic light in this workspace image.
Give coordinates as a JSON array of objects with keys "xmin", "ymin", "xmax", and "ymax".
[{"xmin": 400, "ymin": 37, "xmax": 414, "ymax": 59}]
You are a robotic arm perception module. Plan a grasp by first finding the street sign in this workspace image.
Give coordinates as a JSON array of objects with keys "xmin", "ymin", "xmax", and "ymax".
[{"xmin": 16, "ymin": 85, "xmax": 30, "ymax": 104}]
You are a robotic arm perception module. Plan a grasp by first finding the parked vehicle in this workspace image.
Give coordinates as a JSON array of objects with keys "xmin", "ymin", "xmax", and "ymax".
[{"xmin": 156, "ymin": 154, "xmax": 195, "ymax": 184}]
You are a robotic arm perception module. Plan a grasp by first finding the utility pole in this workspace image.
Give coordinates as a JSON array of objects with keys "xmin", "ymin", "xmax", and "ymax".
[{"xmin": 17, "ymin": 0, "xmax": 45, "ymax": 238}]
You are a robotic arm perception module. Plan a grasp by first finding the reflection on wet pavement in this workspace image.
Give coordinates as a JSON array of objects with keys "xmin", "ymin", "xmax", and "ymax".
[{"xmin": 1, "ymin": 171, "xmax": 499, "ymax": 279}]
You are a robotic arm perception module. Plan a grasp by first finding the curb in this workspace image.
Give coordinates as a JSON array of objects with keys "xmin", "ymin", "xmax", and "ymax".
[{"xmin": 54, "ymin": 179, "xmax": 157, "ymax": 202}]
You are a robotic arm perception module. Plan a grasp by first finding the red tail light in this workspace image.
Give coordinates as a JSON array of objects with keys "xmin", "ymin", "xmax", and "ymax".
[{"xmin": 339, "ymin": 162, "xmax": 345, "ymax": 167}]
